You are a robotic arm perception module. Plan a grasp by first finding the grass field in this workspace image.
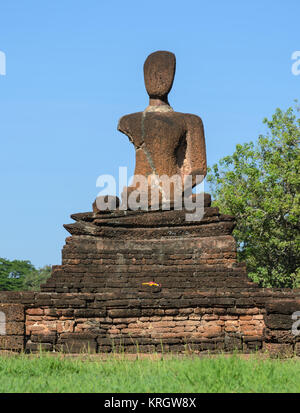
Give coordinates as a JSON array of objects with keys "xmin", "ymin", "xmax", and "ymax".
[{"xmin": 0, "ymin": 352, "xmax": 299, "ymax": 393}]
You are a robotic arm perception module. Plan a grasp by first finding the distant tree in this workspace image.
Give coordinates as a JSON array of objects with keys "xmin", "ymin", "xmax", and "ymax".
[
  {"xmin": 207, "ymin": 103, "xmax": 300, "ymax": 288},
  {"xmin": 0, "ymin": 258, "xmax": 52, "ymax": 291},
  {"xmin": 0, "ymin": 258, "xmax": 35, "ymax": 291},
  {"xmin": 22, "ymin": 265, "xmax": 52, "ymax": 291}
]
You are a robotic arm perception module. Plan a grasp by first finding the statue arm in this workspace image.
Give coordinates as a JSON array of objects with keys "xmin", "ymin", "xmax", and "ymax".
[{"xmin": 184, "ymin": 114, "xmax": 207, "ymax": 181}]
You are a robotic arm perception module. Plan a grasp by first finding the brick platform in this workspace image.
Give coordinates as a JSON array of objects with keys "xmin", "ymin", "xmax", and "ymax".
[{"xmin": 42, "ymin": 204, "xmax": 255, "ymax": 294}]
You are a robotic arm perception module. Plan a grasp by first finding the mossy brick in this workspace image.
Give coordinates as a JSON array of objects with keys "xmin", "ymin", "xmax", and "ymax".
[{"xmin": 0, "ymin": 335, "xmax": 24, "ymax": 351}]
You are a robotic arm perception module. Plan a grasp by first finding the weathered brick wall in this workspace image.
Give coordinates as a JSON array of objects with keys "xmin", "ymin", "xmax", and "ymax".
[
  {"xmin": 0, "ymin": 290, "xmax": 299, "ymax": 355},
  {"xmin": 264, "ymin": 299, "xmax": 300, "ymax": 356},
  {"xmin": 25, "ymin": 303, "xmax": 265, "ymax": 354},
  {"xmin": 0, "ymin": 303, "xmax": 24, "ymax": 351}
]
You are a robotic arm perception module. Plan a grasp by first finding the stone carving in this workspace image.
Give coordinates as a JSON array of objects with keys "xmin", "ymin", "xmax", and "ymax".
[{"xmin": 117, "ymin": 50, "xmax": 207, "ymax": 209}]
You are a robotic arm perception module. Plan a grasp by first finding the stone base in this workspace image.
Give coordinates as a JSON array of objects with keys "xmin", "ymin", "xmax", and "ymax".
[
  {"xmin": 41, "ymin": 201, "xmax": 256, "ymax": 294},
  {"xmin": 0, "ymin": 198, "xmax": 300, "ymax": 356}
]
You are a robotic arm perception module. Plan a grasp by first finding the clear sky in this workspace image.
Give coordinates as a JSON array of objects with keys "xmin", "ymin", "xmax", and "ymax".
[{"xmin": 0, "ymin": 0, "xmax": 299, "ymax": 268}]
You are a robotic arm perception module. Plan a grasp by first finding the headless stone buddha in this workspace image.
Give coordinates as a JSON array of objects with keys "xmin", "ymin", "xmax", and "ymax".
[{"xmin": 117, "ymin": 50, "xmax": 207, "ymax": 210}]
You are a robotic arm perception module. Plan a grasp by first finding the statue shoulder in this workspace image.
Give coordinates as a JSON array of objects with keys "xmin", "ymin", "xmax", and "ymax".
[
  {"xmin": 182, "ymin": 113, "xmax": 204, "ymax": 129},
  {"xmin": 117, "ymin": 112, "xmax": 143, "ymax": 136}
]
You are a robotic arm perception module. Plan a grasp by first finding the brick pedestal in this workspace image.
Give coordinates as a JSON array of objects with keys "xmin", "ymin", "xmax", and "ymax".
[{"xmin": 0, "ymin": 199, "xmax": 299, "ymax": 355}]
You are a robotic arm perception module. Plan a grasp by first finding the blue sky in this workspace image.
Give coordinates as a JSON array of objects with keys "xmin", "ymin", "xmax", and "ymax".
[{"xmin": 0, "ymin": 0, "xmax": 299, "ymax": 268}]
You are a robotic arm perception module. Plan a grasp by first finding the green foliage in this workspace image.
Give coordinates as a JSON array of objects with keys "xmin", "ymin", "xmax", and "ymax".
[
  {"xmin": 0, "ymin": 258, "xmax": 51, "ymax": 291},
  {"xmin": 22, "ymin": 265, "xmax": 52, "ymax": 291},
  {"xmin": 0, "ymin": 258, "xmax": 35, "ymax": 291},
  {"xmin": 0, "ymin": 353, "xmax": 299, "ymax": 393},
  {"xmin": 207, "ymin": 103, "xmax": 300, "ymax": 288}
]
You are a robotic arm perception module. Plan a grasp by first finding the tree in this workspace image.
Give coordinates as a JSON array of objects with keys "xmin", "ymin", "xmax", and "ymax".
[
  {"xmin": 0, "ymin": 258, "xmax": 36, "ymax": 291},
  {"xmin": 0, "ymin": 258, "xmax": 52, "ymax": 291},
  {"xmin": 22, "ymin": 265, "xmax": 52, "ymax": 291},
  {"xmin": 207, "ymin": 103, "xmax": 300, "ymax": 288}
]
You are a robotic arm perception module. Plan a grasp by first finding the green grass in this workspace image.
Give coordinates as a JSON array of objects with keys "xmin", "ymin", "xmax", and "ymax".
[{"xmin": 0, "ymin": 353, "xmax": 299, "ymax": 393}]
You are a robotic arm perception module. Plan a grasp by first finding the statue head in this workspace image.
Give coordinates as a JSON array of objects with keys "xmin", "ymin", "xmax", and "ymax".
[{"xmin": 143, "ymin": 51, "xmax": 176, "ymax": 100}]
